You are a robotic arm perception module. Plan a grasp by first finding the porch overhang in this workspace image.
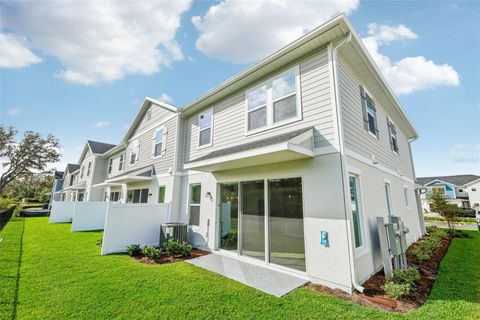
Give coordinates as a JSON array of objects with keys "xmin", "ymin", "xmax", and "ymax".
[
  {"xmin": 94, "ymin": 166, "xmax": 154, "ymax": 186},
  {"xmin": 184, "ymin": 128, "xmax": 315, "ymax": 172},
  {"xmin": 64, "ymin": 182, "xmax": 86, "ymax": 190}
]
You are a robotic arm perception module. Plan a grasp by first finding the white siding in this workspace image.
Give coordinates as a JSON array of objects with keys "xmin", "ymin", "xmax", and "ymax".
[
  {"xmin": 183, "ymin": 48, "xmax": 335, "ymax": 163},
  {"xmin": 337, "ymin": 55, "xmax": 415, "ymax": 179}
]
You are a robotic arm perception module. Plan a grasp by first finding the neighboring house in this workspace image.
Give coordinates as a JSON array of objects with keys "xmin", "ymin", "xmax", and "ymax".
[
  {"xmin": 54, "ymin": 15, "xmax": 425, "ymax": 294},
  {"xmin": 59, "ymin": 141, "xmax": 116, "ymax": 202},
  {"xmin": 48, "ymin": 170, "xmax": 64, "ymax": 205},
  {"xmin": 94, "ymin": 98, "xmax": 183, "ymax": 214},
  {"xmin": 418, "ymin": 174, "xmax": 480, "ymax": 211}
]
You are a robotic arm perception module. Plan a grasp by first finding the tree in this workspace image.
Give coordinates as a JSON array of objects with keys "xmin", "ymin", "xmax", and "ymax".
[
  {"xmin": 0, "ymin": 125, "xmax": 60, "ymax": 194},
  {"xmin": 429, "ymin": 192, "xmax": 460, "ymax": 235}
]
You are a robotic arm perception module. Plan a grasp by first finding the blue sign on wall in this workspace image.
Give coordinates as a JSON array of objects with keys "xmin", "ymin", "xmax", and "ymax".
[{"xmin": 320, "ymin": 230, "xmax": 329, "ymax": 247}]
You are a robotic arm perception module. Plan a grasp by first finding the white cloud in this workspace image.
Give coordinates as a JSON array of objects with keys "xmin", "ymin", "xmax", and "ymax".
[
  {"xmin": 0, "ymin": 33, "xmax": 42, "ymax": 68},
  {"xmin": 2, "ymin": 1, "xmax": 191, "ymax": 85},
  {"xmin": 362, "ymin": 23, "xmax": 460, "ymax": 95},
  {"xmin": 94, "ymin": 121, "xmax": 111, "ymax": 128},
  {"xmin": 159, "ymin": 92, "xmax": 173, "ymax": 104},
  {"xmin": 192, "ymin": 0, "xmax": 359, "ymax": 64},
  {"xmin": 7, "ymin": 107, "xmax": 22, "ymax": 116}
]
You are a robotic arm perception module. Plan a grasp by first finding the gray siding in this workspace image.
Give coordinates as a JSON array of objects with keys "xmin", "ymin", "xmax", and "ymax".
[
  {"xmin": 337, "ymin": 55, "xmax": 415, "ymax": 179},
  {"xmin": 107, "ymin": 106, "xmax": 178, "ymax": 178},
  {"xmin": 183, "ymin": 48, "xmax": 335, "ymax": 163}
]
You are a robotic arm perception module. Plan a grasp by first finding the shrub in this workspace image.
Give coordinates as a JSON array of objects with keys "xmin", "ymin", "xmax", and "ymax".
[
  {"xmin": 393, "ymin": 267, "xmax": 420, "ymax": 287},
  {"xmin": 162, "ymin": 239, "xmax": 192, "ymax": 257},
  {"xmin": 0, "ymin": 198, "xmax": 13, "ymax": 212},
  {"xmin": 142, "ymin": 245, "xmax": 161, "ymax": 260},
  {"xmin": 383, "ymin": 281, "xmax": 412, "ymax": 300},
  {"xmin": 410, "ymin": 245, "xmax": 431, "ymax": 262},
  {"xmin": 126, "ymin": 244, "xmax": 142, "ymax": 257}
]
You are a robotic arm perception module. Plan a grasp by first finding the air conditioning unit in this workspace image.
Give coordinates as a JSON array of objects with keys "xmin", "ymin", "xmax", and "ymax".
[{"xmin": 160, "ymin": 222, "xmax": 188, "ymax": 245}]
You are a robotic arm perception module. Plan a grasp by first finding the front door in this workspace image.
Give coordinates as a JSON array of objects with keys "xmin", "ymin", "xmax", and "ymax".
[{"xmin": 219, "ymin": 183, "xmax": 239, "ymax": 252}]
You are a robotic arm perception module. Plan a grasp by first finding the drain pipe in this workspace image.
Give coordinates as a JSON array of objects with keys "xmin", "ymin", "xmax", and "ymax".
[{"xmin": 329, "ymin": 32, "xmax": 364, "ymax": 293}]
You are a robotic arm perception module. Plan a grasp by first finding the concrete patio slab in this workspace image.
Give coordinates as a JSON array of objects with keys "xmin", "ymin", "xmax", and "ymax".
[{"xmin": 186, "ymin": 253, "xmax": 308, "ymax": 297}]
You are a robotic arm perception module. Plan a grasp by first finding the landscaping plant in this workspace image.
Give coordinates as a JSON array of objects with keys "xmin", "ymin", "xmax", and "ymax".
[
  {"xmin": 126, "ymin": 244, "xmax": 142, "ymax": 257},
  {"xmin": 142, "ymin": 245, "xmax": 161, "ymax": 259},
  {"xmin": 429, "ymin": 192, "xmax": 461, "ymax": 236},
  {"xmin": 162, "ymin": 239, "xmax": 192, "ymax": 257},
  {"xmin": 382, "ymin": 281, "xmax": 412, "ymax": 300}
]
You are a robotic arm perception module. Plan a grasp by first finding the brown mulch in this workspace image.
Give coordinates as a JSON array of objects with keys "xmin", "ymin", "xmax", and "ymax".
[
  {"xmin": 133, "ymin": 248, "xmax": 210, "ymax": 265},
  {"xmin": 307, "ymin": 234, "xmax": 453, "ymax": 312}
]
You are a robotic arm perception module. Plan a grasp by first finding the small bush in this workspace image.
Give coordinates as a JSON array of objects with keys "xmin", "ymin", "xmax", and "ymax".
[
  {"xmin": 393, "ymin": 267, "xmax": 420, "ymax": 287},
  {"xmin": 0, "ymin": 198, "xmax": 13, "ymax": 212},
  {"xmin": 410, "ymin": 245, "xmax": 431, "ymax": 261},
  {"xmin": 126, "ymin": 244, "xmax": 142, "ymax": 257},
  {"xmin": 162, "ymin": 239, "xmax": 192, "ymax": 257},
  {"xmin": 142, "ymin": 245, "xmax": 161, "ymax": 259},
  {"xmin": 383, "ymin": 281, "xmax": 412, "ymax": 300}
]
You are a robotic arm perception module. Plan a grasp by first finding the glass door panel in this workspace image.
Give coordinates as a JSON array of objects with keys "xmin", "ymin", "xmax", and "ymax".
[
  {"xmin": 268, "ymin": 178, "xmax": 305, "ymax": 271},
  {"xmin": 241, "ymin": 180, "xmax": 265, "ymax": 261},
  {"xmin": 219, "ymin": 183, "xmax": 239, "ymax": 252}
]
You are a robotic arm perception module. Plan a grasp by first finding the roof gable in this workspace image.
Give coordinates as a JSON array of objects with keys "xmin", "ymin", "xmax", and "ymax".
[{"xmin": 417, "ymin": 175, "xmax": 480, "ymax": 187}]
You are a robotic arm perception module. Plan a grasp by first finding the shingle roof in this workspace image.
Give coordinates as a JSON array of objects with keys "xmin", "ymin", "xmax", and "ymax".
[
  {"xmin": 67, "ymin": 164, "xmax": 80, "ymax": 173},
  {"xmin": 87, "ymin": 140, "xmax": 116, "ymax": 154},
  {"xmin": 187, "ymin": 127, "xmax": 313, "ymax": 163},
  {"xmin": 417, "ymin": 175, "xmax": 480, "ymax": 187}
]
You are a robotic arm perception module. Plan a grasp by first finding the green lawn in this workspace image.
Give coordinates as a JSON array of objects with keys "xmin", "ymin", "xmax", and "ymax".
[{"xmin": 1, "ymin": 217, "xmax": 479, "ymax": 319}]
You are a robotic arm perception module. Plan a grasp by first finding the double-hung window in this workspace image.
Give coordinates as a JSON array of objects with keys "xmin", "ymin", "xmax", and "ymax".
[
  {"xmin": 80, "ymin": 166, "xmax": 84, "ymax": 179},
  {"xmin": 129, "ymin": 140, "xmax": 139, "ymax": 165},
  {"xmin": 387, "ymin": 118, "xmax": 399, "ymax": 153},
  {"xmin": 246, "ymin": 66, "xmax": 300, "ymax": 132},
  {"xmin": 360, "ymin": 85, "xmax": 379, "ymax": 137},
  {"xmin": 189, "ymin": 184, "xmax": 201, "ymax": 226},
  {"xmin": 87, "ymin": 161, "xmax": 92, "ymax": 176},
  {"xmin": 153, "ymin": 127, "xmax": 165, "ymax": 157},
  {"xmin": 198, "ymin": 109, "xmax": 213, "ymax": 147},
  {"xmin": 118, "ymin": 153, "xmax": 124, "ymax": 171},
  {"xmin": 108, "ymin": 158, "xmax": 113, "ymax": 174}
]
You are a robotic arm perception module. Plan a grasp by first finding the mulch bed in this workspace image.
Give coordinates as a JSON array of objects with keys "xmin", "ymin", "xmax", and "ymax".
[
  {"xmin": 307, "ymin": 234, "xmax": 453, "ymax": 312},
  {"xmin": 133, "ymin": 248, "xmax": 210, "ymax": 265}
]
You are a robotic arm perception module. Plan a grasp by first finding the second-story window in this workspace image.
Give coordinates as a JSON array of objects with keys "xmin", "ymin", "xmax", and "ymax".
[
  {"xmin": 80, "ymin": 166, "xmax": 84, "ymax": 178},
  {"xmin": 199, "ymin": 109, "xmax": 213, "ymax": 147},
  {"xmin": 129, "ymin": 140, "xmax": 139, "ymax": 165},
  {"xmin": 246, "ymin": 66, "xmax": 300, "ymax": 132},
  {"xmin": 154, "ymin": 128, "xmax": 164, "ymax": 156},
  {"xmin": 87, "ymin": 162, "xmax": 92, "ymax": 176},
  {"xmin": 360, "ymin": 86, "xmax": 379, "ymax": 138},
  {"xmin": 387, "ymin": 118, "xmax": 399, "ymax": 153},
  {"xmin": 108, "ymin": 158, "xmax": 113, "ymax": 174},
  {"xmin": 118, "ymin": 153, "xmax": 124, "ymax": 171}
]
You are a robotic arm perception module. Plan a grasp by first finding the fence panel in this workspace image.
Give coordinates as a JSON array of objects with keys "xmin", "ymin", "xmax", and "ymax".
[
  {"xmin": 101, "ymin": 203, "xmax": 171, "ymax": 255},
  {"xmin": 49, "ymin": 201, "xmax": 75, "ymax": 223},
  {"xmin": 71, "ymin": 202, "xmax": 108, "ymax": 232}
]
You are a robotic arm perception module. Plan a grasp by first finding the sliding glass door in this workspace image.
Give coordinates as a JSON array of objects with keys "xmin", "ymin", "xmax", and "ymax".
[
  {"xmin": 268, "ymin": 178, "xmax": 305, "ymax": 271},
  {"xmin": 241, "ymin": 180, "xmax": 265, "ymax": 261},
  {"xmin": 218, "ymin": 177, "xmax": 305, "ymax": 272}
]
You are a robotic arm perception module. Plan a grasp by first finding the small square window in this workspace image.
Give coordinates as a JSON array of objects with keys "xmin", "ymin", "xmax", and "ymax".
[{"xmin": 199, "ymin": 110, "xmax": 213, "ymax": 147}]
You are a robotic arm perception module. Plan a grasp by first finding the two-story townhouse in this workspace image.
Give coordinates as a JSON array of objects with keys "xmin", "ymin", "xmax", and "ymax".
[
  {"xmin": 60, "ymin": 141, "xmax": 116, "ymax": 202},
  {"xmin": 418, "ymin": 174, "xmax": 480, "ymax": 211},
  {"xmin": 59, "ymin": 163, "xmax": 80, "ymax": 201},
  {"xmin": 174, "ymin": 14, "xmax": 424, "ymax": 293},
  {"xmin": 94, "ymin": 98, "xmax": 183, "ymax": 215},
  {"xmin": 48, "ymin": 170, "xmax": 64, "ymax": 204}
]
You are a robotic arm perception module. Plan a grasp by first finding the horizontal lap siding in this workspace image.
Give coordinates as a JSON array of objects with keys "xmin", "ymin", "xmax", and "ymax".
[
  {"xmin": 107, "ymin": 107, "xmax": 178, "ymax": 178},
  {"xmin": 184, "ymin": 48, "xmax": 335, "ymax": 163},
  {"xmin": 337, "ymin": 56, "xmax": 415, "ymax": 179}
]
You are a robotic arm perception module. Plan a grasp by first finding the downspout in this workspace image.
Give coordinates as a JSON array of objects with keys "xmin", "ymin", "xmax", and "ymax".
[{"xmin": 329, "ymin": 32, "xmax": 364, "ymax": 293}]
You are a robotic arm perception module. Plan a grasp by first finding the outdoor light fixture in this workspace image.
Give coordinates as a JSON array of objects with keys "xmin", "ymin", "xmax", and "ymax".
[{"xmin": 205, "ymin": 192, "xmax": 212, "ymax": 200}]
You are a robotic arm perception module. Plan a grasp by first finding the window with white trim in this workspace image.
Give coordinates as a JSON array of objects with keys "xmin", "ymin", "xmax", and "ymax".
[
  {"xmin": 87, "ymin": 161, "xmax": 92, "ymax": 176},
  {"xmin": 108, "ymin": 158, "xmax": 113, "ymax": 174},
  {"xmin": 80, "ymin": 166, "xmax": 84, "ymax": 178},
  {"xmin": 199, "ymin": 109, "xmax": 213, "ymax": 147},
  {"xmin": 118, "ymin": 153, "xmax": 124, "ymax": 171},
  {"xmin": 388, "ymin": 118, "xmax": 399, "ymax": 153},
  {"xmin": 246, "ymin": 67, "xmax": 300, "ymax": 132},
  {"xmin": 127, "ymin": 188, "xmax": 149, "ymax": 203},
  {"xmin": 110, "ymin": 191, "xmax": 121, "ymax": 202},
  {"xmin": 189, "ymin": 184, "xmax": 201, "ymax": 226},
  {"xmin": 404, "ymin": 187, "xmax": 410, "ymax": 208},
  {"xmin": 154, "ymin": 128, "xmax": 164, "ymax": 157},
  {"xmin": 349, "ymin": 174, "xmax": 364, "ymax": 248},
  {"xmin": 129, "ymin": 140, "xmax": 139, "ymax": 165},
  {"xmin": 360, "ymin": 86, "xmax": 379, "ymax": 137}
]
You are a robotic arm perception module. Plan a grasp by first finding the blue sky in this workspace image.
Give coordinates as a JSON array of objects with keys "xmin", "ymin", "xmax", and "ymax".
[{"xmin": 0, "ymin": 0, "xmax": 478, "ymax": 177}]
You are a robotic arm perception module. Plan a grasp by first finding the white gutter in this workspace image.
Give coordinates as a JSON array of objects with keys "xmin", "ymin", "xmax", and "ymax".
[{"xmin": 329, "ymin": 32, "xmax": 364, "ymax": 293}]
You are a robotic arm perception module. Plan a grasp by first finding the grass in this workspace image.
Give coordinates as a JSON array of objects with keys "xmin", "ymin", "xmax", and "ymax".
[
  {"xmin": 0, "ymin": 217, "xmax": 479, "ymax": 319},
  {"xmin": 424, "ymin": 216, "xmax": 477, "ymax": 224}
]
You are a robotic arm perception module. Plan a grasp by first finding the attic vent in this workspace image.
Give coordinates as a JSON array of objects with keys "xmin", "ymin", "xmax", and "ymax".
[{"xmin": 146, "ymin": 109, "xmax": 152, "ymax": 120}]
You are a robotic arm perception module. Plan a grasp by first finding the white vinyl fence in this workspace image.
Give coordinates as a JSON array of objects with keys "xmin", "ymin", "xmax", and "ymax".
[
  {"xmin": 101, "ymin": 202, "xmax": 171, "ymax": 255},
  {"xmin": 49, "ymin": 201, "xmax": 76, "ymax": 223},
  {"xmin": 71, "ymin": 201, "xmax": 108, "ymax": 232}
]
